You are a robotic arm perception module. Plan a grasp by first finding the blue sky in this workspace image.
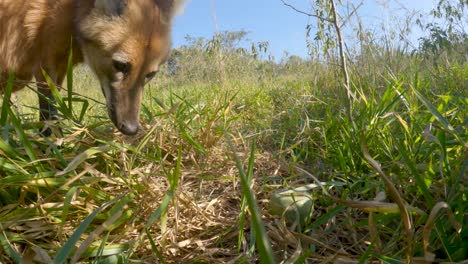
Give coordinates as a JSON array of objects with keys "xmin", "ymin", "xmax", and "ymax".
[{"xmin": 171, "ymin": 0, "xmax": 436, "ymax": 59}]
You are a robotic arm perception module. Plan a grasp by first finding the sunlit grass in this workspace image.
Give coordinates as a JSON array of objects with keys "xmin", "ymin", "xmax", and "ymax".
[{"xmin": 0, "ymin": 46, "xmax": 467, "ymax": 263}]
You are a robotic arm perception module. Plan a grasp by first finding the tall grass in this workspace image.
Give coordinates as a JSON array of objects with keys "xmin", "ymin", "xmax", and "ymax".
[{"xmin": 0, "ymin": 26, "xmax": 467, "ymax": 264}]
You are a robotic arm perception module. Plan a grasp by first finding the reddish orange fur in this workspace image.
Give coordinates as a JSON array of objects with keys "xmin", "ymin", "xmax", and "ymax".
[{"xmin": 0, "ymin": 0, "xmax": 181, "ymax": 135}]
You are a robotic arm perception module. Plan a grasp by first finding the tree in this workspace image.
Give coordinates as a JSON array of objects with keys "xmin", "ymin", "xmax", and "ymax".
[
  {"xmin": 281, "ymin": 0, "xmax": 362, "ymax": 120},
  {"xmin": 417, "ymin": 0, "xmax": 468, "ymax": 61}
]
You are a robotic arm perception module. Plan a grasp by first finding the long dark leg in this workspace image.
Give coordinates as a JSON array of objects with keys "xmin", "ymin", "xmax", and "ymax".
[{"xmin": 35, "ymin": 69, "xmax": 65, "ymax": 136}]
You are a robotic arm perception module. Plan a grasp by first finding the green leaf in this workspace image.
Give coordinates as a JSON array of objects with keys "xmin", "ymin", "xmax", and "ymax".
[
  {"xmin": 0, "ymin": 71, "xmax": 15, "ymax": 127},
  {"xmin": 52, "ymin": 195, "xmax": 123, "ymax": 263},
  {"xmin": 56, "ymin": 145, "xmax": 111, "ymax": 176},
  {"xmin": 412, "ymin": 87, "xmax": 464, "ymax": 146},
  {"xmin": 226, "ymin": 134, "xmax": 275, "ymax": 264},
  {"xmin": 145, "ymin": 190, "xmax": 173, "ymax": 229},
  {"xmin": 0, "ymin": 232, "xmax": 21, "ymax": 263}
]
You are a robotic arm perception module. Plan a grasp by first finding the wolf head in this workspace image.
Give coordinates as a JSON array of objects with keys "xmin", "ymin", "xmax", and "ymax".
[{"xmin": 76, "ymin": 0, "xmax": 183, "ymax": 135}]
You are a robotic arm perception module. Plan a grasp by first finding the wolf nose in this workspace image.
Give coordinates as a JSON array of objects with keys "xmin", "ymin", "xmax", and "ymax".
[{"xmin": 119, "ymin": 121, "xmax": 139, "ymax": 136}]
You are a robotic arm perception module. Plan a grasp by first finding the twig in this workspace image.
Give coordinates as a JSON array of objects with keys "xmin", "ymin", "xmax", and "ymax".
[
  {"xmin": 280, "ymin": 0, "xmax": 333, "ymax": 23},
  {"xmin": 340, "ymin": 1, "xmax": 364, "ymax": 28},
  {"xmin": 361, "ymin": 133, "xmax": 413, "ymax": 263},
  {"xmin": 329, "ymin": 0, "xmax": 355, "ymax": 119}
]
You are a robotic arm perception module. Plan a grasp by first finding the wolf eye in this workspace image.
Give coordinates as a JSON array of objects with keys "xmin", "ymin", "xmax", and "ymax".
[
  {"xmin": 145, "ymin": 71, "xmax": 158, "ymax": 81},
  {"xmin": 113, "ymin": 60, "xmax": 131, "ymax": 74}
]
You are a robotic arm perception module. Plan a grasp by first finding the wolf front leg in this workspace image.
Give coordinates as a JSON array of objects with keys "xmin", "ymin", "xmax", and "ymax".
[{"xmin": 34, "ymin": 68, "xmax": 66, "ymax": 136}]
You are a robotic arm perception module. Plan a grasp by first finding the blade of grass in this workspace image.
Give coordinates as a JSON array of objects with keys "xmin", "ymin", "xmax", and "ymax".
[
  {"xmin": 238, "ymin": 141, "xmax": 256, "ymax": 253},
  {"xmin": 91, "ymin": 232, "xmax": 110, "ymax": 264},
  {"xmin": 59, "ymin": 186, "xmax": 79, "ymax": 239},
  {"xmin": 56, "ymin": 145, "xmax": 111, "ymax": 177},
  {"xmin": 0, "ymin": 138, "xmax": 22, "ymax": 160},
  {"xmin": 73, "ymin": 98, "xmax": 89, "ymax": 123},
  {"xmin": 41, "ymin": 69, "xmax": 74, "ymax": 121},
  {"xmin": 0, "ymin": 71, "xmax": 15, "ymax": 127},
  {"xmin": 51, "ymin": 194, "xmax": 124, "ymax": 263},
  {"xmin": 412, "ymin": 87, "xmax": 465, "ymax": 147},
  {"xmin": 178, "ymin": 121, "xmax": 207, "ymax": 154},
  {"xmin": 127, "ymin": 190, "xmax": 174, "ymax": 259},
  {"xmin": 71, "ymin": 202, "xmax": 126, "ymax": 263},
  {"xmin": 66, "ymin": 45, "xmax": 74, "ymax": 113},
  {"xmin": 6, "ymin": 107, "xmax": 38, "ymax": 163},
  {"xmin": 146, "ymin": 228, "xmax": 167, "ymax": 264},
  {"xmin": 168, "ymin": 144, "xmax": 182, "ymax": 191},
  {"xmin": 144, "ymin": 190, "xmax": 174, "ymax": 229},
  {"xmin": 394, "ymin": 138, "xmax": 434, "ymax": 207},
  {"xmin": 361, "ymin": 132, "xmax": 413, "ymax": 263},
  {"xmin": 0, "ymin": 231, "xmax": 21, "ymax": 263},
  {"xmin": 226, "ymin": 134, "xmax": 275, "ymax": 263},
  {"xmin": 306, "ymin": 205, "xmax": 345, "ymax": 231},
  {"xmin": 423, "ymin": 202, "xmax": 462, "ymax": 262}
]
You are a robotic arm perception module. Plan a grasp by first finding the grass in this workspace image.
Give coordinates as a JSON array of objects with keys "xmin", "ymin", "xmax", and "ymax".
[{"xmin": 0, "ymin": 47, "xmax": 467, "ymax": 263}]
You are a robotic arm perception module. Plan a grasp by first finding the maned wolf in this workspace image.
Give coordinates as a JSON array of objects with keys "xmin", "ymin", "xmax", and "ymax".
[{"xmin": 0, "ymin": 0, "xmax": 183, "ymax": 135}]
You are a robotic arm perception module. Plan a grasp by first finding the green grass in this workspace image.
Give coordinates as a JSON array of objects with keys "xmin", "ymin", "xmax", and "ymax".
[{"xmin": 0, "ymin": 49, "xmax": 467, "ymax": 263}]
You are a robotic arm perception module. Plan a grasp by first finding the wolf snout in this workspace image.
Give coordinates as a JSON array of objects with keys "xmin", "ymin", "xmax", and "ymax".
[{"xmin": 117, "ymin": 120, "xmax": 139, "ymax": 135}]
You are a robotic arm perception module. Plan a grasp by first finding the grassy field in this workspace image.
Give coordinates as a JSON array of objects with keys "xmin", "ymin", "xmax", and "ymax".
[{"xmin": 1, "ymin": 21, "xmax": 467, "ymax": 264}]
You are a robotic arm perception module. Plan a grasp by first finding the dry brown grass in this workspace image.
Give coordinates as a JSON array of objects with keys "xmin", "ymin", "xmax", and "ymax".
[{"xmin": 128, "ymin": 130, "xmax": 283, "ymax": 263}]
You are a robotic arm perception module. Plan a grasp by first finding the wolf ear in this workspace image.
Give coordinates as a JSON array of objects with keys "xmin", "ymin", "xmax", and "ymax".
[
  {"xmin": 155, "ymin": 0, "xmax": 185, "ymax": 22},
  {"xmin": 172, "ymin": 0, "xmax": 186, "ymax": 16},
  {"xmin": 94, "ymin": 0, "xmax": 128, "ymax": 16}
]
